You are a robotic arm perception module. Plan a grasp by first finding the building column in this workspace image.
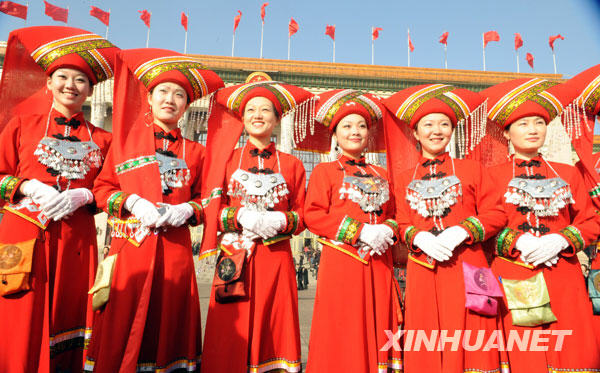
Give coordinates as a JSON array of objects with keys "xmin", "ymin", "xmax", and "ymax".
[{"xmin": 90, "ymin": 81, "xmax": 107, "ymax": 129}]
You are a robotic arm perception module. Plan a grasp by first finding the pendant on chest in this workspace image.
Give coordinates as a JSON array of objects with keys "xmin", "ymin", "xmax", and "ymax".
[
  {"xmin": 34, "ymin": 137, "xmax": 102, "ymax": 179},
  {"xmin": 156, "ymin": 151, "xmax": 190, "ymax": 193},
  {"xmin": 504, "ymin": 177, "xmax": 574, "ymax": 217},
  {"xmin": 339, "ymin": 175, "xmax": 390, "ymax": 213},
  {"xmin": 406, "ymin": 175, "xmax": 462, "ymax": 218},
  {"xmin": 227, "ymin": 169, "xmax": 289, "ymax": 211}
]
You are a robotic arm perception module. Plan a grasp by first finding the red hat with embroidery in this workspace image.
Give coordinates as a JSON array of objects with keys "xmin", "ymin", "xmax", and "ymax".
[
  {"xmin": 0, "ymin": 26, "xmax": 119, "ymax": 131},
  {"xmin": 298, "ymin": 89, "xmax": 386, "ymax": 153}
]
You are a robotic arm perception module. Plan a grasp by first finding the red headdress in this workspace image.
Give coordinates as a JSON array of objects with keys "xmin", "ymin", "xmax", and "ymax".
[
  {"xmin": 0, "ymin": 26, "xmax": 118, "ymax": 131},
  {"xmin": 200, "ymin": 81, "xmax": 315, "ymax": 257},
  {"xmin": 295, "ymin": 89, "xmax": 386, "ymax": 153}
]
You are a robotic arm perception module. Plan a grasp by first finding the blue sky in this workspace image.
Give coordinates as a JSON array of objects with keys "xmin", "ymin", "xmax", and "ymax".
[{"xmin": 1, "ymin": 0, "xmax": 599, "ymax": 78}]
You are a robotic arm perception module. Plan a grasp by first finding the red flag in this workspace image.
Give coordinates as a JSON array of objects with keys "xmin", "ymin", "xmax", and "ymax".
[
  {"xmin": 408, "ymin": 31, "xmax": 415, "ymax": 52},
  {"xmin": 526, "ymin": 52, "xmax": 534, "ymax": 69},
  {"xmin": 372, "ymin": 27, "xmax": 383, "ymax": 41},
  {"xmin": 0, "ymin": 1, "xmax": 27, "ymax": 20},
  {"xmin": 549, "ymin": 34, "xmax": 564, "ymax": 51},
  {"xmin": 90, "ymin": 6, "xmax": 109, "ymax": 26},
  {"xmin": 325, "ymin": 24, "xmax": 335, "ymax": 41},
  {"xmin": 260, "ymin": 3, "xmax": 268, "ymax": 22},
  {"xmin": 288, "ymin": 17, "xmax": 299, "ymax": 37},
  {"xmin": 181, "ymin": 12, "xmax": 188, "ymax": 31},
  {"xmin": 44, "ymin": 1, "xmax": 67, "ymax": 23},
  {"xmin": 514, "ymin": 33, "xmax": 523, "ymax": 50},
  {"xmin": 233, "ymin": 10, "xmax": 242, "ymax": 33},
  {"xmin": 483, "ymin": 30, "xmax": 500, "ymax": 47},
  {"xmin": 139, "ymin": 9, "xmax": 151, "ymax": 28},
  {"xmin": 439, "ymin": 31, "xmax": 449, "ymax": 45}
]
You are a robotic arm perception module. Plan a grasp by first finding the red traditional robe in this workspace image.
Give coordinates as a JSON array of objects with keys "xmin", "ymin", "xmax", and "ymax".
[
  {"xmin": 304, "ymin": 155, "xmax": 403, "ymax": 373},
  {"xmin": 489, "ymin": 155, "xmax": 600, "ymax": 372},
  {"xmin": 395, "ymin": 152, "xmax": 507, "ymax": 373},
  {"xmin": 201, "ymin": 141, "xmax": 305, "ymax": 373},
  {"xmin": 0, "ymin": 110, "xmax": 111, "ymax": 373},
  {"xmin": 85, "ymin": 125, "xmax": 204, "ymax": 372}
]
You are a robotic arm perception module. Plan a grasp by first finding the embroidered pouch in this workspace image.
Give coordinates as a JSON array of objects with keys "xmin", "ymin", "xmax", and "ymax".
[
  {"xmin": 502, "ymin": 272, "xmax": 557, "ymax": 326},
  {"xmin": 214, "ymin": 249, "xmax": 247, "ymax": 303},
  {"xmin": 88, "ymin": 254, "xmax": 117, "ymax": 310},
  {"xmin": 0, "ymin": 239, "xmax": 36, "ymax": 296},
  {"xmin": 462, "ymin": 261, "xmax": 503, "ymax": 316}
]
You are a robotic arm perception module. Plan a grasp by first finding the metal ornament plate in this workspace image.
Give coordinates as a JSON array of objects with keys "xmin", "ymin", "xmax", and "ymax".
[
  {"xmin": 38, "ymin": 137, "xmax": 100, "ymax": 161},
  {"xmin": 156, "ymin": 152, "xmax": 188, "ymax": 174},
  {"xmin": 507, "ymin": 177, "xmax": 568, "ymax": 199},
  {"xmin": 231, "ymin": 169, "xmax": 286, "ymax": 197},
  {"xmin": 407, "ymin": 175, "xmax": 461, "ymax": 199}
]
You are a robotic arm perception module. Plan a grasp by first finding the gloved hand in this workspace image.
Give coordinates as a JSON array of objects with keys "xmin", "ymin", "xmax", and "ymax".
[
  {"xmin": 436, "ymin": 226, "xmax": 469, "ymax": 252},
  {"xmin": 43, "ymin": 188, "xmax": 93, "ymax": 221},
  {"xmin": 155, "ymin": 202, "xmax": 194, "ymax": 228},
  {"xmin": 237, "ymin": 207, "xmax": 277, "ymax": 239},
  {"xmin": 359, "ymin": 224, "xmax": 394, "ymax": 254},
  {"xmin": 515, "ymin": 232, "xmax": 540, "ymax": 263},
  {"xmin": 262, "ymin": 211, "xmax": 287, "ymax": 233},
  {"xmin": 20, "ymin": 179, "xmax": 60, "ymax": 209},
  {"xmin": 242, "ymin": 229, "xmax": 261, "ymax": 241},
  {"xmin": 527, "ymin": 233, "xmax": 569, "ymax": 267},
  {"xmin": 124, "ymin": 194, "xmax": 161, "ymax": 228},
  {"xmin": 413, "ymin": 231, "xmax": 453, "ymax": 262}
]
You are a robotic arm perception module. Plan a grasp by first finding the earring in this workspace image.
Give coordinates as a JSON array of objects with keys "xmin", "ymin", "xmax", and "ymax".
[{"xmin": 144, "ymin": 107, "xmax": 153, "ymax": 127}]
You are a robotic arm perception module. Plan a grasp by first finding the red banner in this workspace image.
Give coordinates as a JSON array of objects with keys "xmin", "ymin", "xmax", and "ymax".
[
  {"xmin": 90, "ymin": 6, "xmax": 109, "ymax": 26},
  {"xmin": 0, "ymin": 1, "xmax": 27, "ymax": 20},
  {"xmin": 44, "ymin": 1, "xmax": 67, "ymax": 23},
  {"xmin": 372, "ymin": 27, "xmax": 382, "ymax": 41},
  {"xmin": 483, "ymin": 30, "xmax": 500, "ymax": 48},
  {"xmin": 289, "ymin": 17, "xmax": 299, "ymax": 37},
  {"xmin": 325, "ymin": 24, "xmax": 335, "ymax": 41},
  {"xmin": 549, "ymin": 34, "xmax": 564, "ymax": 51},
  {"xmin": 526, "ymin": 52, "xmax": 534, "ymax": 69},
  {"xmin": 260, "ymin": 3, "xmax": 268, "ymax": 22},
  {"xmin": 233, "ymin": 10, "xmax": 242, "ymax": 33},
  {"xmin": 408, "ymin": 31, "xmax": 415, "ymax": 52},
  {"xmin": 439, "ymin": 31, "xmax": 449, "ymax": 45},
  {"xmin": 514, "ymin": 33, "xmax": 523, "ymax": 50},
  {"xmin": 181, "ymin": 12, "xmax": 188, "ymax": 31},
  {"xmin": 139, "ymin": 9, "xmax": 151, "ymax": 28}
]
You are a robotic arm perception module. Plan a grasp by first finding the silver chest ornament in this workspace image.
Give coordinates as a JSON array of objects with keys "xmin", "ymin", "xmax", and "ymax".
[
  {"xmin": 339, "ymin": 175, "xmax": 390, "ymax": 213},
  {"xmin": 34, "ymin": 137, "xmax": 102, "ymax": 180},
  {"xmin": 406, "ymin": 175, "xmax": 462, "ymax": 218},
  {"xmin": 504, "ymin": 177, "xmax": 574, "ymax": 217},
  {"xmin": 227, "ymin": 169, "xmax": 289, "ymax": 211},
  {"xmin": 156, "ymin": 151, "xmax": 191, "ymax": 193}
]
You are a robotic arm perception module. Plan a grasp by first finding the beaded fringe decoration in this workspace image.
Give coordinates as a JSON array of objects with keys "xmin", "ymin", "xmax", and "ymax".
[
  {"xmin": 227, "ymin": 179, "xmax": 290, "ymax": 212},
  {"xmin": 291, "ymin": 96, "xmax": 319, "ymax": 147},
  {"xmin": 561, "ymin": 102, "xmax": 590, "ymax": 141},
  {"xmin": 453, "ymin": 100, "xmax": 488, "ymax": 159},
  {"xmin": 338, "ymin": 178, "xmax": 390, "ymax": 213},
  {"xmin": 406, "ymin": 183, "xmax": 462, "ymax": 218},
  {"xmin": 161, "ymin": 169, "xmax": 191, "ymax": 192},
  {"xmin": 34, "ymin": 142, "xmax": 102, "ymax": 180},
  {"xmin": 179, "ymin": 92, "xmax": 217, "ymax": 134},
  {"xmin": 504, "ymin": 183, "xmax": 574, "ymax": 217}
]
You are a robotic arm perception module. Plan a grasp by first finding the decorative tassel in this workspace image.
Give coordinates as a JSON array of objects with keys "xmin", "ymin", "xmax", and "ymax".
[{"xmin": 34, "ymin": 139, "xmax": 102, "ymax": 180}]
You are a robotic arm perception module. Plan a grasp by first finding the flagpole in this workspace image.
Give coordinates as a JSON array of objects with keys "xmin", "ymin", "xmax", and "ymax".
[
  {"xmin": 232, "ymin": 32, "xmax": 236, "ymax": 56},
  {"xmin": 516, "ymin": 50, "xmax": 520, "ymax": 73},
  {"xmin": 444, "ymin": 43, "xmax": 447, "ymax": 69},
  {"xmin": 287, "ymin": 36, "xmax": 291, "ymax": 60},
  {"xmin": 105, "ymin": 9, "xmax": 110, "ymax": 39},
  {"xmin": 184, "ymin": 29, "xmax": 188, "ymax": 54},
  {"xmin": 407, "ymin": 28, "xmax": 410, "ymax": 67},
  {"xmin": 552, "ymin": 51, "xmax": 557, "ymax": 74},
  {"xmin": 371, "ymin": 28, "xmax": 374, "ymax": 65},
  {"xmin": 482, "ymin": 33, "xmax": 486, "ymax": 71},
  {"xmin": 260, "ymin": 21, "xmax": 264, "ymax": 58},
  {"xmin": 333, "ymin": 39, "xmax": 336, "ymax": 63}
]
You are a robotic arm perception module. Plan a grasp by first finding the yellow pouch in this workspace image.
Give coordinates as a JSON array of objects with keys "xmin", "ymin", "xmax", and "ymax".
[
  {"xmin": 0, "ymin": 239, "xmax": 36, "ymax": 296},
  {"xmin": 502, "ymin": 272, "xmax": 557, "ymax": 327},
  {"xmin": 88, "ymin": 254, "xmax": 117, "ymax": 311}
]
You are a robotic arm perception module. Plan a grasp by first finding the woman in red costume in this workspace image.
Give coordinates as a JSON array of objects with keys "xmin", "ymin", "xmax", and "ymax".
[
  {"xmin": 480, "ymin": 78, "xmax": 600, "ymax": 372},
  {"xmin": 199, "ymin": 81, "xmax": 314, "ymax": 373},
  {"xmin": 383, "ymin": 84, "xmax": 507, "ymax": 373},
  {"xmin": 84, "ymin": 48, "xmax": 223, "ymax": 372},
  {"xmin": 302, "ymin": 89, "xmax": 403, "ymax": 373},
  {"xmin": 0, "ymin": 26, "xmax": 117, "ymax": 372}
]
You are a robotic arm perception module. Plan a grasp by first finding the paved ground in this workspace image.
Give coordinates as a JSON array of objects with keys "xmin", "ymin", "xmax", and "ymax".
[{"xmin": 197, "ymin": 279, "xmax": 317, "ymax": 368}]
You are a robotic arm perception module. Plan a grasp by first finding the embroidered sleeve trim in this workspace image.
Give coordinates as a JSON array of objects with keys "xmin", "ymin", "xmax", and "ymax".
[
  {"xmin": 115, "ymin": 155, "xmax": 158, "ymax": 175},
  {"xmin": 382, "ymin": 219, "xmax": 400, "ymax": 239},
  {"xmin": 201, "ymin": 188, "xmax": 223, "ymax": 207},
  {"xmin": 187, "ymin": 201, "xmax": 203, "ymax": 226},
  {"xmin": 220, "ymin": 207, "xmax": 240, "ymax": 232},
  {"xmin": 404, "ymin": 225, "xmax": 420, "ymax": 252},
  {"xmin": 496, "ymin": 227, "xmax": 519, "ymax": 258},
  {"xmin": 107, "ymin": 191, "xmax": 129, "ymax": 218},
  {"xmin": 280, "ymin": 211, "xmax": 299, "ymax": 235},
  {"xmin": 559, "ymin": 225, "xmax": 585, "ymax": 253},
  {"xmin": 459, "ymin": 216, "xmax": 485, "ymax": 243},
  {"xmin": 335, "ymin": 216, "xmax": 363, "ymax": 245},
  {"xmin": 0, "ymin": 175, "xmax": 24, "ymax": 203}
]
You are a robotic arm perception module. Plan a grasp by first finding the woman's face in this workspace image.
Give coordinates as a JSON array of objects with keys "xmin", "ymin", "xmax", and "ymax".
[
  {"xmin": 147, "ymin": 82, "xmax": 189, "ymax": 128},
  {"xmin": 413, "ymin": 113, "xmax": 453, "ymax": 158},
  {"xmin": 243, "ymin": 96, "xmax": 280, "ymax": 141},
  {"xmin": 334, "ymin": 113, "xmax": 369, "ymax": 158},
  {"xmin": 504, "ymin": 115, "xmax": 547, "ymax": 156},
  {"xmin": 46, "ymin": 68, "xmax": 92, "ymax": 114}
]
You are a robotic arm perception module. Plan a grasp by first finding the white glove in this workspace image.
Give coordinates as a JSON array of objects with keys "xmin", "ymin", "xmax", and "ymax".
[
  {"xmin": 237, "ymin": 207, "xmax": 277, "ymax": 239},
  {"xmin": 359, "ymin": 224, "xmax": 394, "ymax": 254},
  {"xmin": 155, "ymin": 202, "xmax": 194, "ymax": 228},
  {"xmin": 262, "ymin": 211, "xmax": 287, "ymax": 233},
  {"xmin": 413, "ymin": 231, "xmax": 453, "ymax": 262},
  {"xmin": 242, "ymin": 229, "xmax": 261, "ymax": 241},
  {"xmin": 515, "ymin": 232, "xmax": 540, "ymax": 262},
  {"xmin": 436, "ymin": 226, "xmax": 469, "ymax": 252},
  {"xmin": 527, "ymin": 233, "xmax": 569, "ymax": 267},
  {"xmin": 20, "ymin": 179, "xmax": 59, "ymax": 209},
  {"xmin": 125, "ymin": 194, "xmax": 161, "ymax": 228},
  {"xmin": 43, "ymin": 188, "xmax": 93, "ymax": 221}
]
